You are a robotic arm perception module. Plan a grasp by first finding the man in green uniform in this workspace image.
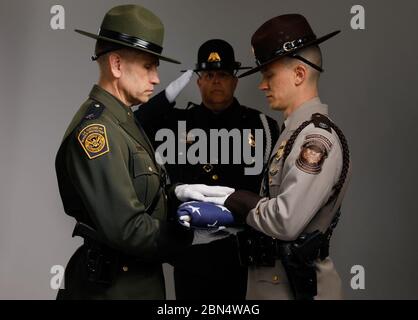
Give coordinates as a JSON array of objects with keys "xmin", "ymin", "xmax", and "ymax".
[{"xmin": 54, "ymin": 4, "xmax": 233, "ymax": 300}]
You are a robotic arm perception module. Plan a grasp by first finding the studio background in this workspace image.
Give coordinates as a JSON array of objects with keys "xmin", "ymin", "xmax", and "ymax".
[{"xmin": 1, "ymin": 0, "xmax": 417, "ymax": 299}]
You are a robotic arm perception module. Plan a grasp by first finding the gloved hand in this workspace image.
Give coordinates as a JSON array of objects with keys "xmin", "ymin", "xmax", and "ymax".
[
  {"xmin": 165, "ymin": 70, "xmax": 193, "ymax": 103},
  {"xmin": 175, "ymin": 184, "xmax": 234, "ymax": 202},
  {"xmin": 200, "ymin": 195, "xmax": 230, "ymax": 206},
  {"xmin": 177, "ymin": 201, "xmax": 234, "ymax": 229}
]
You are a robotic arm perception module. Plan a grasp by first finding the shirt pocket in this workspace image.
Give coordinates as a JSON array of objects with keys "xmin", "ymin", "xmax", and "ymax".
[{"xmin": 131, "ymin": 150, "xmax": 160, "ymax": 206}]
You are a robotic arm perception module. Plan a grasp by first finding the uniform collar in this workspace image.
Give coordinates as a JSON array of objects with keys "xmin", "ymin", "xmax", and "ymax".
[
  {"xmin": 89, "ymin": 85, "xmax": 132, "ymax": 123},
  {"xmin": 284, "ymin": 97, "xmax": 328, "ymax": 131},
  {"xmin": 199, "ymin": 97, "xmax": 241, "ymax": 117}
]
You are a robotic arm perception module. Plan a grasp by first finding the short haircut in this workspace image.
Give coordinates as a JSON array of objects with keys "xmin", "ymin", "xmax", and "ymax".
[{"xmin": 290, "ymin": 45, "xmax": 323, "ymax": 83}]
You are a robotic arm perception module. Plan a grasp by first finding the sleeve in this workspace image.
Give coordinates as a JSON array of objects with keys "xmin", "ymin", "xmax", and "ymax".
[
  {"xmin": 134, "ymin": 90, "xmax": 175, "ymax": 141},
  {"xmin": 66, "ymin": 120, "xmax": 189, "ymax": 260},
  {"xmin": 226, "ymin": 127, "xmax": 343, "ymax": 241}
]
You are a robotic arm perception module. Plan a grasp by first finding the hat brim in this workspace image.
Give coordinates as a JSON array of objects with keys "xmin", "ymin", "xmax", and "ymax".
[
  {"xmin": 75, "ymin": 29, "xmax": 181, "ymax": 64},
  {"xmin": 193, "ymin": 66, "xmax": 252, "ymax": 72},
  {"xmin": 239, "ymin": 30, "xmax": 340, "ymax": 78}
]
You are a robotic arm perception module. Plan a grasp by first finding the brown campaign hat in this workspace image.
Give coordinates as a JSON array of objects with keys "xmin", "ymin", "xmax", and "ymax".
[
  {"xmin": 239, "ymin": 14, "xmax": 340, "ymax": 78},
  {"xmin": 75, "ymin": 4, "xmax": 180, "ymax": 64}
]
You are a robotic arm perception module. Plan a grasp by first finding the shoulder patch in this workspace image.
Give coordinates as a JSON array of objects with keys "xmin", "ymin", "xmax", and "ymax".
[
  {"xmin": 77, "ymin": 124, "xmax": 110, "ymax": 159},
  {"xmin": 296, "ymin": 134, "xmax": 332, "ymax": 174}
]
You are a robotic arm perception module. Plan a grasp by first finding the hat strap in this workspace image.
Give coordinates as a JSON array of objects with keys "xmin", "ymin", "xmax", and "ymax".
[
  {"xmin": 255, "ymin": 35, "xmax": 315, "ymax": 66},
  {"xmin": 291, "ymin": 54, "xmax": 323, "ymax": 72},
  {"xmin": 98, "ymin": 28, "xmax": 163, "ymax": 54}
]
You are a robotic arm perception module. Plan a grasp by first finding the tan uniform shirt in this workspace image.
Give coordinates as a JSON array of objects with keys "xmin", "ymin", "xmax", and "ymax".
[{"xmin": 246, "ymin": 97, "xmax": 348, "ymax": 300}]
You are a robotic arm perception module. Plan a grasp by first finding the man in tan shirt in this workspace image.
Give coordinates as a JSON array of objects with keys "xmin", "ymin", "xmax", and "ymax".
[{"xmin": 183, "ymin": 14, "xmax": 351, "ymax": 300}]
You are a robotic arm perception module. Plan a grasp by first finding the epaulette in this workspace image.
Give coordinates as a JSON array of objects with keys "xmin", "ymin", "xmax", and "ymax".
[
  {"xmin": 311, "ymin": 113, "xmax": 332, "ymax": 133},
  {"xmin": 83, "ymin": 101, "xmax": 105, "ymax": 122}
]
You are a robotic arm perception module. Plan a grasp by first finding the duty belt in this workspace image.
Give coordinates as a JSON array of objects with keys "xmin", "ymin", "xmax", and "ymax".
[
  {"xmin": 72, "ymin": 222, "xmax": 151, "ymax": 285},
  {"xmin": 236, "ymin": 229, "xmax": 329, "ymax": 268}
]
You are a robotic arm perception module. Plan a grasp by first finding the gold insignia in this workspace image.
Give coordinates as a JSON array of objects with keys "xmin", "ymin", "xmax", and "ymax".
[
  {"xmin": 186, "ymin": 131, "xmax": 195, "ymax": 144},
  {"xmin": 78, "ymin": 124, "xmax": 110, "ymax": 159},
  {"xmin": 203, "ymin": 164, "xmax": 213, "ymax": 173},
  {"xmin": 269, "ymin": 166, "xmax": 279, "ymax": 176},
  {"xmin": 208, "ymin": 52, "xmax": 221, "ymax": 62},
  {"xmin": 275, "ymin": 140, "xmax": 287, "ymax": 160},
  {"xmin": 296, "ymin": 134, "xmax": 332, "ymax": 175},
  {"xmin": 248, "ymin": 132, "xmax": 256, "ymax": 147}
]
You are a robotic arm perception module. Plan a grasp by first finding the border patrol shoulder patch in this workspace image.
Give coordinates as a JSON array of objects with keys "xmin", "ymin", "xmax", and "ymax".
[
  {"xmin": 296, "ymin": 134, "xmax": 332, "ymax": 174},
  {"xmin": 78, "ymin": 124, "xmax": 110, "ymax": 159}
]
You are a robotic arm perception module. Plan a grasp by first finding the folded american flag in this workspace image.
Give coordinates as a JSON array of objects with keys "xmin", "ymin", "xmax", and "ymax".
[{"xmin": 176, "ymin": 201, "xmax": 235, "ymax": 229}]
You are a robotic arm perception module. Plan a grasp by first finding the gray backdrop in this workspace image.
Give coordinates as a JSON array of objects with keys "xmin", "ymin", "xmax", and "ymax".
[{"xmin": 1, "ymin": 0, "xmax": 417, "ymax": 299}]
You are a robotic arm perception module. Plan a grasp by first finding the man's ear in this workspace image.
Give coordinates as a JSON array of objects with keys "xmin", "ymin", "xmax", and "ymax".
[
  {"xmin": 294, "ymin": 64, "xmax": 307, "ymax": 86},
  {"xmin": 108, "ymin": 52, "xmax": 123, "ymax": 78}
]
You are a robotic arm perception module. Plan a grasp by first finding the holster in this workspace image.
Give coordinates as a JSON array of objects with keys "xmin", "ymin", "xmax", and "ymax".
[
  {"xmin": 237, "ymin": 229, "xmax": 328, "ymax": 300},
  {"xmin": 73, "ymin": 222, "xmax": 118, "ymax": 286},
  {"xmin": 280, "ymin": 230, "xmax": 326, "ymax": 300}
]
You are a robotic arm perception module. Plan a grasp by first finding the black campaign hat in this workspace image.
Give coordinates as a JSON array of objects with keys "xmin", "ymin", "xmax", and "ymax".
[
  {"xmin": 239, "ymin": 14, "xmax": 340, "ymax": 78},
  {"xmin": 193, "ymin": 39, "xmax": 251, "ymax": 73}
]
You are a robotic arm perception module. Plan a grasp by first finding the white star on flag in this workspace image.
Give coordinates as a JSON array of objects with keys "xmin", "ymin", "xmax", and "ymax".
[
  {"xmin": 208, "ymin": 221, "xmax": 218, "ymax": 227},
  {"xmin": 186, "ymin": 205, "xmax": 201, "ymax": 215},
  {"xmin": 215, "ymin": 205, "xmax": 228, "ymax": 212}
]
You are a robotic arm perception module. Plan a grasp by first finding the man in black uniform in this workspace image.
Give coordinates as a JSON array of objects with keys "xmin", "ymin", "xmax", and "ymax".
[{"xmin": 135, "ymin": 39, "xmax": 279, "ymax": 299}]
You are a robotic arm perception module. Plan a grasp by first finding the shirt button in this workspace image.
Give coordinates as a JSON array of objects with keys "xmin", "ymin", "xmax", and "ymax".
[
  {"xmin": 148, "ymin": 166, "xmax": 153, "ymax": 172},
  {"xmin": 212, "ymin": 174, "xmax": 219, "ymax": 181},
  {"xmin": 272, "ymin": 275, "xmax": 279, "ymax": 283},
  {"xmin": 122, "ymin": 266, "xmax": 129, "ymax": 272}
]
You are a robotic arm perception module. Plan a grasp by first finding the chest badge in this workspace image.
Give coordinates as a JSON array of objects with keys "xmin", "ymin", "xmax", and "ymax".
[
  {"xmin": 186, "ymin": 131, "xmax": 195, "ymax": 144},
  {"xmin": 248, "ymin": 132, "xmax": 256, "ymax": 147},
  {"xmin": 275, "ymin": 140, "xmax": 287, "ymax": 160}
]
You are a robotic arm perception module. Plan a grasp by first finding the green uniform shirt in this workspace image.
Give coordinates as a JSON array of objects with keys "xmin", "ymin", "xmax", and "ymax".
[{"xmin": 55, "ymin": 85, "xmax": 191, "ymax": 299}]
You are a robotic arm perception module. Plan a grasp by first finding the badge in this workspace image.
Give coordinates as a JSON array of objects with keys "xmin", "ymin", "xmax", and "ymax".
[
  {"xmin": 269, "ymin": 166, "xmax": 279, "ymax": 176},
  {"xmin": 203, "ymin": 164, "xmax": 213, "ymax": 173},
  {"xmin": 78, "ymin": 124, "xmax": 110, "ymax": 159},
  {"xmin": 248, "ymin": 132, "xmax": 256, "ymax": 147},
  {"xmin": 208, "ymin": 52, "xmax": 221, "ymax": 62},
  {"xmin": 275, "ymin": 141, "xmax": 287, "ymax": 160},
  {"xmin": 186, "ymin": 131, "xmax": 195, "ymax": 144},
  {"xmin": 179, "ymin": 131, "xmax": 195, "ymax": 144},
  {"xmin": 296, "ymin": 134, "xmax": 332, "ymax": 174}
]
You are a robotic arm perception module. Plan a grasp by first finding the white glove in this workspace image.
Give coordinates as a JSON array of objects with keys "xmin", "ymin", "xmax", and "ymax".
[
  {"xmin": 165, "ymin": 70, "xmax": 193, "ymax": 103},
  {"xmin": 200, "ymin": 195, "xmax": 230, "ymax": 206},
  {"xmin": 175, "ymin": 184, "xmax": 234, "ymax": 202}
]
